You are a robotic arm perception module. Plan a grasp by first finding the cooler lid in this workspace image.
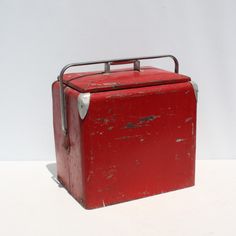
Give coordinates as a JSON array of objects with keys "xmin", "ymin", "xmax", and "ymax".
[{"xmin": 62, "ymin": 67, "xmax": 190, "ymax": 93}]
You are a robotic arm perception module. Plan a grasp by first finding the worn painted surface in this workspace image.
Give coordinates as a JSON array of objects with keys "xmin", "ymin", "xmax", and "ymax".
[
  {"xmin": 52, "ymin": 67, "xmax": 197, "ymax": 209},
  {"xmin": 62, "ymin": 67, "xmax": 190, "ymax": 93}
]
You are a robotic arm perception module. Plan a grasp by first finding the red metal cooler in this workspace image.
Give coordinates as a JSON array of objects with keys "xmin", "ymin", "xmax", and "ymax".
[{"xmin": 52, "ymin": 55, "xmax": 198, "ymax": 209}]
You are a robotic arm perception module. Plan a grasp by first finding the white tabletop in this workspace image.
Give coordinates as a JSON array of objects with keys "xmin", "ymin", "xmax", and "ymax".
[{"xmin": 0, "ymin": 160, "xmax": 235, "ymax": 236}]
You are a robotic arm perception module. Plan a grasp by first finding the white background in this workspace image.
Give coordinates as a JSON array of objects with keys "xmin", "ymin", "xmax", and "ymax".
[
  {"xmin": 1, "ymin": 0, "xmax": 236, "ymax": 161},
  {"xmin": 0, "ymin": 161, "xmax": 235, "ymax": 236}
]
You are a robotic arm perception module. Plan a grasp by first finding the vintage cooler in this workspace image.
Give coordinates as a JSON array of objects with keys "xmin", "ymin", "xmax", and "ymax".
[{"xmin": 52, "ymin": 55, "xmax": 198, "ymax": 209}]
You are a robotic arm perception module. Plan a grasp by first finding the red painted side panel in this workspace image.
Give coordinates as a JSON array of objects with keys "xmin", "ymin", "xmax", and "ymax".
[{"xmin": 52, "ymin": 68, "xmax": 197, "ymax": 209}]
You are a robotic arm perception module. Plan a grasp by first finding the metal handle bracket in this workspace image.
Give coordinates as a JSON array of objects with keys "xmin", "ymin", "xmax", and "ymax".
[{"xmin": 104, "ymin": 59, "xmax": 141, "ymax": 73}]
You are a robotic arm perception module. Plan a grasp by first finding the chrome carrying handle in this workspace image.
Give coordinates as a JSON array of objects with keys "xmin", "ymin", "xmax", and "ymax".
[
  {"xmin": 104, "ymin": 59, "xmax": 141, "ymax": 73},
  {"xmin": 58, "ymin": 55, "xmax": 179, "ymax": 137}
]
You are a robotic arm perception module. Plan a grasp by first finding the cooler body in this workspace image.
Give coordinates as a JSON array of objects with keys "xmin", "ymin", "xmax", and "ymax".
[{"xmin": 52, "ymin": 57, "xmax": 198, "ymax": 209}]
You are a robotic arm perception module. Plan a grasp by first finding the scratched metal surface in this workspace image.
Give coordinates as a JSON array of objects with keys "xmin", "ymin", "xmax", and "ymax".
[
  {"xmin": 62, "ymin": 67, "xmax": 190, "ymax": 93},
  {"xmin": 52, "ymin": 67, "xmax": 197, "ymax": 209}
]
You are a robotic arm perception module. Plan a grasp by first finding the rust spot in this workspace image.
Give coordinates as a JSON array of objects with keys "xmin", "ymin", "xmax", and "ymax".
[
  {"xmin": 106, "ymin": 173, "xmax": 114, "ymax": 179},
  {"xmin": 86, "ymin": 170, "xmax": 94, "ymax": 183},
  {"xmin": 139, "ymin": 115, "xmax": 159, "ymax": 123},
  {"xmin": 107, "ymin": 126, "xmax": 114, "ymax": 131},
  {"xmin": 176, "ymin": 138, "xmax": 185, "ymax": 143},
  {"xmin": 185, "ymin": 117, "xmax": 192, "ymax": 123},
  {"xmin": 141, "ymin": 191, "xmax": 150, "ymax": 195},
  {"xmin": 124, "ymin": 122, "xmax": 137, "ymax": 129},
  {"xmin": 124, "ymin": 115, "xmax": 160, "ymax": 129},
  {"xmin": 104, "ymin": 166, "xmax": 117, "ymax": 180},
  {"xmin": 96, "ymin": 118, "xmax": 110, "ymax": 124}
]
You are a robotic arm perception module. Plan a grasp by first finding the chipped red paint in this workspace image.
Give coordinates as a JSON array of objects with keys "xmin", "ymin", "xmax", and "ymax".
[
  {"xmin": 52, "ymin": 67, "xmax": 197, "ymax": 209},
  {"xmin": 62, "ymin": 67, "xmax": 190, "ymax": 93}
]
